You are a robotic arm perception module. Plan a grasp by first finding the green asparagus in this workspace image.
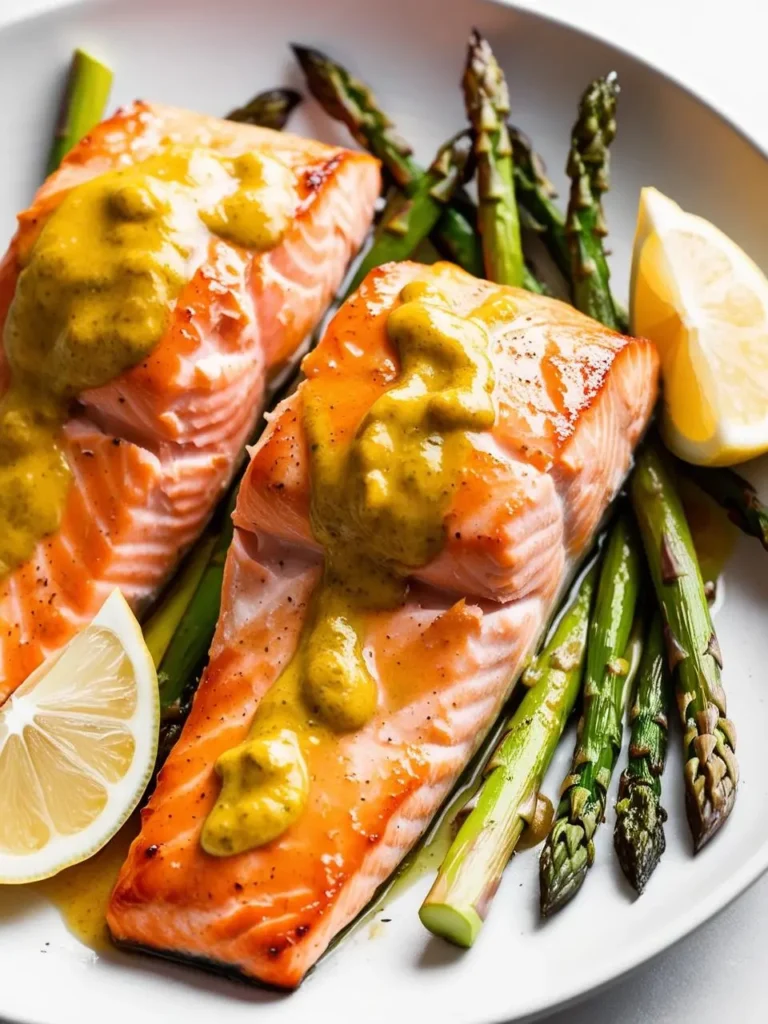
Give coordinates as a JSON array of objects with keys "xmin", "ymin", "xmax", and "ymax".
[
  {"xmin": 293, "ymin": 42, "xmax": 483, "ymax": 276},
  {"xmin": 156, "ymin": 487, "xmax": 235, "ymax": 716},
  {"xmin": 47, "ymin": 48, "xmax": 113, "ymax": 174},
  {"xmin": 509, "ymin": 126, "xmax": 570, "ymax": 281},
  {"xmin": 226, "ymin": 87, "xmax": 301, "ymax": 129},
  {"xmin": 539, "ymin": 513, "xmax": 642, "ymax": 916},
  {"xmin": 565, "ymin": 74, "xmax": 622, "ymax": 331},
  {"xmin": 143, "ymin": 535, "xmax": 217, "ymax": 667},
  {"xmin": 345, "ymin": 132, "xmax": 472, "ymax": 294},
  {"xmin": 292, "ymin": 43, "xmax": 417, "ymax": 186},
  {"xmin": 613, "ymin": 613, "xmax": 671, "ymax": 893},
  {"xmin": 682, "ymin": 463, "xmax": 768, "ymax": 552},
  {"xmin": 419, "ymin": 562, "xmax": 597, "ymax": 947},
  {"xmin": 462, "ymin": 30, "xmax": 523, "ymax": 287},
  {"xmin": 630, "ymin": 443, "xmax": 737, "ymax": 850},
  {"xmin": 294, "ymin": 42, "xmax": 556, "ymax": 293}
]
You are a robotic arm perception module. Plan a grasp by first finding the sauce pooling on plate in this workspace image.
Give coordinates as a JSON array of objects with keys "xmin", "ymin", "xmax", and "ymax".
[
  {"xmin": 202, "ymin": 279, "xmax": 499, "ymax": 856},
  {"xmin": 0, "ymin": 144, "xmax": 295, "ymax": 578}
]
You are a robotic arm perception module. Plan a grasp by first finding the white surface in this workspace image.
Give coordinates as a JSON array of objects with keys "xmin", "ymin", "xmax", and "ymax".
[{"xmin": 0, "ymin": 1, "xmax": 767, "ymax": 1023}]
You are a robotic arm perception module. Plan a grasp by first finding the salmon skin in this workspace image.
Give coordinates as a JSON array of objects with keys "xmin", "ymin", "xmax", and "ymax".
[
  {"xmin": 109, "ymin": 261, "xmax": 659, "ymax": 988},
  {"xmin": 0, "ymin": 101, "xmax": 379, "ymax": 705}
]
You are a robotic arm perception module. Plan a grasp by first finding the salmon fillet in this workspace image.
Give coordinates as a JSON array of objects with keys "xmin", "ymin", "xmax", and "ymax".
[
  {"xmin": 108, "ymin": 261, "xmax": 658, "ymax": 987},
  {"xmin": 0, "ymin": 101, "xmax": 379, "ymax": 704}
]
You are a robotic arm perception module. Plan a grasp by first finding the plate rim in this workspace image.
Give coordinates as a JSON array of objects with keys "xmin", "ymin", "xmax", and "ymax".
[{"xmin": 0, "ymin": 1, "xmax": 767, "ymax": 1022}]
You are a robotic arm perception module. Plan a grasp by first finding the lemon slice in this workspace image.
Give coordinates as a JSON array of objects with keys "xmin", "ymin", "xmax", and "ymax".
[
  {"xmin": 631, "ymin": 186, "xmax": 768, "ymax": 466},
  {"xmin": 0, "ymin": 589, "xmax": 158, "ymax": 884}
]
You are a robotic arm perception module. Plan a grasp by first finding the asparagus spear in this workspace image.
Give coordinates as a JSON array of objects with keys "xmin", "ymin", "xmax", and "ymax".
[
  {"xmin": 143, "ymin": 535, "xmax": 217, "ymax": 667},
  {"xmin": 157, "ymin": 490, "xmax": 234, "ymax": 714},
  {"xmin": 345, "ymin": 132, "xmax": 472, "ymax": 294},
  {"xmin": 509, "ymin": 126, "xmax": 570, "ymax": 281},
  {"xmin": 293, "ymin": 42, "xmax": 483, "ymax": 276},
  {"xmin": 462, "ymin": 30, "xmax": 523, "ymax": 287},
  {"xmin": 613, "ymin": 613, "xmax": 671, "ymax": 893},
  {"xmin": 419, "ymin": 562, "xmax": 598, "ymax": 947},
  {"xmin": 292, "ymin": 43, "xmax": 417, "ymax": 186},
  {"xmin": 295, "ymin": 42, "xmax": 555, "ymax": 294},
  {"xmin": 226, "ymin": 87, "xmax": 302, "ymax": 129},
  {"xmin": 681, "ymin": 463, "xmax": 768, "ymax": 551},
  {"xmin": 539, "ymin": 513, "xmax": 642, "ymax": 916},
  {"xmin": 565, "ymin": 74, "xmax": 622, "ymax": 332},
  {"xmin": 47, "ymin": 48, "xmax": 113, "ymax": 174},
  {"xmin": 630, "ymin": 443, "xmax": 738, "ymax": 850}
]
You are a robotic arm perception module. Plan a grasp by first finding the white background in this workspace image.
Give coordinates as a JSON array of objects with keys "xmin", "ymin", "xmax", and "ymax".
[{"xmin": 0, "ymin": 1, "xmax": 767, "ymax": 1022}]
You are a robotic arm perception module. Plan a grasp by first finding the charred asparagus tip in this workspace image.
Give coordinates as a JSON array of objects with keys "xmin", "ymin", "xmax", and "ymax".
[
  {"xmin": 290, "ymin": 43, "xmax": 325, "ymax": 71},
  {"xmin": 226, "ymin": 88, "xmax": 302, "ymax": 130},
  {"xmin": 614, "ymin": 785, "xmax": 667, "ymax": 894}
]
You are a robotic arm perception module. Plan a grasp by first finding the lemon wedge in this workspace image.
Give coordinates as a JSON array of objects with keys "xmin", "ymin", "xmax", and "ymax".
[
  {"xmin": 631, "ymin": 186, "xmax": 768, "ymax": 466},
  {"xmin": 0, "ymin": 589, "xmax": 158, "ymax": 884}
]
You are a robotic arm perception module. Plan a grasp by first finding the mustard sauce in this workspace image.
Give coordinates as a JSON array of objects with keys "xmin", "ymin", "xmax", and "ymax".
[
  {"xmin": 34, "ymin": 817, "xmax": 139, "ymax": 951},
  {"xmin": 0, "ymin": 145, "xmax": 295, "ymax": 578},
  {"xmin": 202, "ymin": 279, "xmax": 498, "ymax": 857}
]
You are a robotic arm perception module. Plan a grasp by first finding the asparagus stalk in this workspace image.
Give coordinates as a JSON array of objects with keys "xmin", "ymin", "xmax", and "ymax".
[
  {"xmin": 47, "ymin": 48, "xmax": 113, "ymax": 174},
  {"xmin": 293, "ymin": 42, "xmax": 484, "ymax": 276},
  {"xmin": 419, "ymin": 562, "xmax": 598, "ymax": 947},
  {"xmin": 292, "ymin": 43, "xmax": 418, "ymax": 186},
  {"xmin": 157, "ymin": 489, "xmax": 235, "ymax": 713},
  {"xmin": 509, "ymin": 126, "xmax": 570, "ymax": 281},
  {"xmin": 613, "ymin": 613, "xmax": 671, "ymax": 893},
  {"xmin": 345, "ymin": 132, "xmax": 473, "ymax": 294},
  {"xmin": 462, "ymin": 30, "xmax": 523, "ymax": 287},
  {"xmin": 295, "ymin": 42, "xmax": 555, "ymax": 293},
  {"xmin": 682, "ymin": 463, "xmax": 768, "ymax": 551},
  {"xmin": 539, "ymin": 513, "xmax": 642, "ymax": 916},
  {"xmin": 226, "ymin": 87, "xmax": 302, "ymax": 129},
  {"xmin": 565, "ymin": 74, "xmax": 622, "ymax": 331},
  {"xmin": 143, "ymin": 535, "xmax": 217, "ymax": 667},
  {"xmin": 630, "ymin": 443, "xmax": 738, "ymax": 850}
]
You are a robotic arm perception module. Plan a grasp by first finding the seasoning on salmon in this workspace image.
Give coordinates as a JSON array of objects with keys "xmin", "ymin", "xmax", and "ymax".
[
  {"xmin": 108, "ymin": 260, "xmax": 659, "ymax": 988},
  {"xmin": 0, "ymin": 100, "xmax": 380, "ymax": 705}
]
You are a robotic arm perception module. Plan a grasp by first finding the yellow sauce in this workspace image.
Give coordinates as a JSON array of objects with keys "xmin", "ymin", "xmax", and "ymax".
[
  {"xmin": 28, "ymin": 818, "xmax": 138, "ymax": 952},
  {"xmin": 0, "ymin": 144, "xmax": 295, "ymax": 578},
  {"xmin": 202, "ymin": 280, "xmax": 498, "ymax": 856}
]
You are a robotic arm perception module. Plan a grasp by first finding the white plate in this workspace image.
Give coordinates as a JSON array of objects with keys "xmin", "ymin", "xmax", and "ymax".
[{"xmin": 1, "ymin": 2, "xmax": 768, "ymax": 1023}]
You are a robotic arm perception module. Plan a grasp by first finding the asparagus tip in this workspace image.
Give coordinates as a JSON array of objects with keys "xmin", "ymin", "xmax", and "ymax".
[
  {"xmin": 538, "ymin": 820, "xmax": 589, "ymax": 918},
  {"xmin": 290, "ymin": 42, "xmax": 323, "ymax": 69},
  {"xmin": 614, "ymin": 784, "xmax": 667, "ymax": 894},
  {"xmin": 686, "ymin": 781, "xmax": 737, "ymax": 853},
  {"xmin": 462, "ymin": 27, "xmax": 509, "ymax": 118},
  {"xmin": 226, "ymin": 87, "xmax": 302, "ymax": 130}
]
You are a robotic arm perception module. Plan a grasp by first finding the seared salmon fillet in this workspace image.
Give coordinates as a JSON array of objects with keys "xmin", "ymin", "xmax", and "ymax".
[
  {"xmin": 0, "ymin": 101, "xmax": 379, "ymax": 704},
  {"xmin": 108, "ymin": 261, "xmax": 658, "ymax": 987}
]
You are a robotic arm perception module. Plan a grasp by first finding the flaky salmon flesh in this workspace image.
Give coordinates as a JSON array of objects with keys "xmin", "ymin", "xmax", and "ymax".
[
  {"xmin": 108, "ymin": 260, "xmax": 659, "ymax": 988},
  {"xmin": 0, "ymin": 101, "xmax": 379, "ymax": 705}
]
